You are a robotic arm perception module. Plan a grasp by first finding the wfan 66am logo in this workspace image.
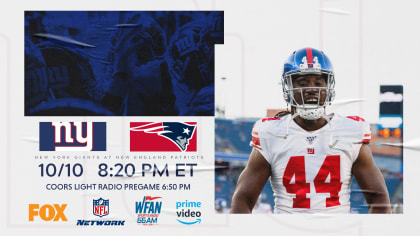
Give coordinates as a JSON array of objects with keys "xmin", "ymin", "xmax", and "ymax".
[
  {"xmin": 176, "ymin": 200, "xmax": 202, "ymax": 225},
  {"xmin": 135, "ymin": 196, "xmax": 162, "ymax": 225}
]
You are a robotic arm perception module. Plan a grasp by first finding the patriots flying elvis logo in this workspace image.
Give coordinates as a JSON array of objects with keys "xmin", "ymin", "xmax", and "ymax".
[{"xmin": 130, "ymin": 122, "xmax": 197, "ymax": 152}]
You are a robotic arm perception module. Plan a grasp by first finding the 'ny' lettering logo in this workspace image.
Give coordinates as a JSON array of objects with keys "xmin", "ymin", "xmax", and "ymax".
[
  {"xmin": 39, "ymin": 122, "xmax": 106, "ymax": 151},
  {"xmin": 52, "ymin": 122, "xmax": 93, "ymax": 151}
]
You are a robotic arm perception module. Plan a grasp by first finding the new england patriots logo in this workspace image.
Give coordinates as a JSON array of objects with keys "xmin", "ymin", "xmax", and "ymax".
[{"xmin": 130, "ymin": 122, "xmax": 197, "ymax": 152}]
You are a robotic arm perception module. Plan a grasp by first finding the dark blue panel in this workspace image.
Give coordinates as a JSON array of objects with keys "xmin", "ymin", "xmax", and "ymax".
[
  {"xmin": 92, "ymin": 122, "xmax": 107, "ymax": 151},
  {"xmin": 39, "ymin": 122, "xmax": 55, "ymax": 151},
  {"xmin": 25, "ymin": 11, "xmax": 224, "ymax": 116}
]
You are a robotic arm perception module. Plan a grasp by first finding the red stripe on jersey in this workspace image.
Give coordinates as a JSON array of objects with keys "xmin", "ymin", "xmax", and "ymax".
[
  {"xmin": 306, "ymin": 48, "xmax": 313, "ymax": 64},
  {"xmin": 362, "ymin": 139, "xmax": 370, "ymax": 144},
  {"xmin": 250, "ymin": 143, "xmax": 262, "ymax": 151},
  {"xmin": 262, "ymin": 117, "xmax": 281, "ymax": 123},
  {"xmin": 364, "ymin": 134, "xmax": 370, "ymax": 137},
  {"xmin": 252, "ymin": 136, "xmax": 261, "ymax": 147}
]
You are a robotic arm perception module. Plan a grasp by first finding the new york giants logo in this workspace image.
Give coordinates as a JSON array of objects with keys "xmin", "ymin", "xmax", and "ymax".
[
  {"xmin": 130, "ymin": 122, "xmax": 197, "ymax": 152},
  {"xmin": 39, "ymin": 122, "xmax": 106, "ymax": 151},
  {"xmin": 307, "ymin": 148, "xmax": 315, "ymax": 155}
]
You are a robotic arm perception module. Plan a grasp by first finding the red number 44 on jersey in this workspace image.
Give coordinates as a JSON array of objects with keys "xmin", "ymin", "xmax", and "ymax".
[{"xmin": 283, "ymin": 155, "xmax": 342, "ymax": 208}]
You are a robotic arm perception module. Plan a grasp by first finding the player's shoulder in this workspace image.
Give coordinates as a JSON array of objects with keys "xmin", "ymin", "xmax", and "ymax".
[
  {"xmin": 253, "ymin": 114, "xmax": 290, "ymax": 133},
  {"xmin": 332, "ymin": 113, "xmax": 371, "ymax": 143},
  {"xmin": 250, "ymin": 114, "xmax": 290, "ymax": 151},
  {"xmin": 333, "ymin": 113, "xmax": 369, "ymax": 127}
]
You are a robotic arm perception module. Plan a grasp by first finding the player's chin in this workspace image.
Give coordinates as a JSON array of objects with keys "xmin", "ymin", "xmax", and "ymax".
[{"xmin": 298, "ymin": 101, "xmax": 327, "ymax": 107}]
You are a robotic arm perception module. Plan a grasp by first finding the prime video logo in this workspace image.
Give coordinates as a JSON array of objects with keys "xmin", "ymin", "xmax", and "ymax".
[{"xmin": 175, "ymin": 200, "xmax": 201, "ymax": 225}]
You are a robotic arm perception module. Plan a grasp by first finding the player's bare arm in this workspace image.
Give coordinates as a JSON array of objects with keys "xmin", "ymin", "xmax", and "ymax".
[
  {"xmin": 230, "ymin": 149, "xmax": 271, "ymax": 213},
  {"xmin": 352, "ymin": 144, "xmax": 391, "ymax": 213}
]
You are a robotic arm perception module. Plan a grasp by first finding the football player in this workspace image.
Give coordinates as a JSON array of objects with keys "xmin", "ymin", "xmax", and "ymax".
[{"xmin": 230, "ymin": 48, "xmax": 391, "ymax": 213}]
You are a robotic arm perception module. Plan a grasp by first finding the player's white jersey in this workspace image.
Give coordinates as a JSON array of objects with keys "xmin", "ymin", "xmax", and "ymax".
[{"xmin": 250, "ymin": 113, "xmax": 371, "ymax": 213}]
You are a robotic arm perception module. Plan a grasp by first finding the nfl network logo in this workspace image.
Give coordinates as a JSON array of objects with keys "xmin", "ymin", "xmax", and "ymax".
[
  {"xmin": 39, "ymin": 122, "xmax": 106, "ymax": 151},
  {"xmin": 93, "ymin": 198, "xmax": 109, "ymax": 217},
  {"xmin": 130, "ymin": 122, "xmax": 197, "ymax": 152}
]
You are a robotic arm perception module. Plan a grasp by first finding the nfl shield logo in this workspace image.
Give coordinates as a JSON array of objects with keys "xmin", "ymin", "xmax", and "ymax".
[
  {"xmin": 306, "ymin": 136, "xmax": 316, "ymax": 145},
  {"xmin": 93, "ymin": 198, "xmax": 109, "ymax": 217}
]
